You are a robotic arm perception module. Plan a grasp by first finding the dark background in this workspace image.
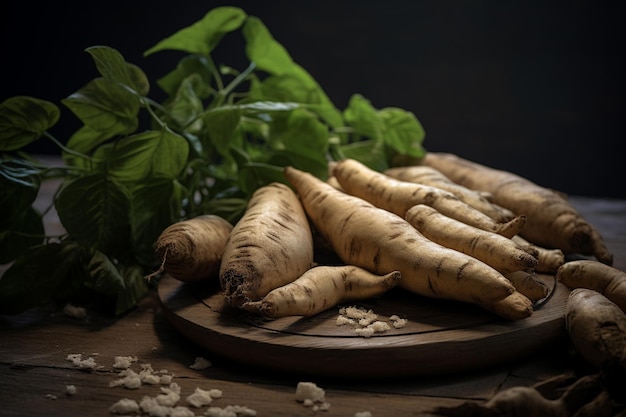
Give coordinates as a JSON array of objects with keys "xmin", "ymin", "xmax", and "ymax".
[{"xmin": 2, "ymin": 1, "xmax": 624, "ymax": 198}]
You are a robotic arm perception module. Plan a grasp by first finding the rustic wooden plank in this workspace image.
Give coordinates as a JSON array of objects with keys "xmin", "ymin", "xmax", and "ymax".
[
  {"xmin": 2, "ymin": 158, "xmax": 625, "ymax": 415},
  {"xmin": 0, "ymin": 364, "xmax": 468, "ymax": 417},
  {"xmin": 157, "ymin": 273, "xmax": 568, "ymax": 378}
]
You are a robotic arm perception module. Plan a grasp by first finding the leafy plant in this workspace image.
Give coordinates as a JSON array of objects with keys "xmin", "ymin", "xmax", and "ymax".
[{"xmin": 0, "ymin": 6, "xmax": 425, "ymax": 315}]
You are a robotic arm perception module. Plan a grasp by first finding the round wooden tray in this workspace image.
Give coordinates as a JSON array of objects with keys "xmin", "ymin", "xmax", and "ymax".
[{"xmin": 157, "ymin": 274, "xmax": 569, "ymax": 378}]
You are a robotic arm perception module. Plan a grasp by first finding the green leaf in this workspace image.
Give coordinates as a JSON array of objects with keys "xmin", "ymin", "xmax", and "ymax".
[
  {"xmin": 338, "ymin": 140, "xmax": 388, "ymax": 172},
  {"xmin": 237, "ymin": 162, "xmax": 286, "ymax": 195},
  {"xmin": 0, "ymin": 241, "xmax": 90, "ymax": 314},
  {"xmin": 379, "ymin": 107, "xmax": 426, "ymax": 158},
  {"xmin": 144, "ymin": 6, "xmax": 247, "ymax": 57},
  {"xmin": 63, "ymin": 125, "xmax": 116, "ymax": 162},
  {"xmin": 0, "ymin": 158, "xmax": 41, "ymax": 225},
  {"xmin": 105, "ymin": 129, "xmax": 189, "ymax": 182},
  {"xmin": 113, "ymin": 263, "xmax": 149, "ymax": 315},
  {"xmin": 243, "ymin": 17, "xmax": 343, "ymax": 127},
  {"xmin": 129, "ymin": 179, "xmax": 185, "ymax": 266},
  {"xmin": 265, "ymin": 108, "xmax": 329, "ymax": 178},
  {"xmin": 85, "ymin": 46, "xmax": 150, "ymax": 96},
  {"xmin": 62, "ymin": 77, "xmax": 140, "ymax": 149},
  {"xmin": 157, "ymin": 55, "xmax": 214, "ymax": 98},
  {"xmin": 203, "ymin": 197, "xmax": 248, "ymax": 224},
  {"xmin": 55, "ymin": 174, "xmax": 132, "ymax": 255},
  {"xmin": 342, "ymin": 95, "xmax": 426, "ymax": 167},
  {"xmin": 202, "ymin": 106, "xmax": 243, "ymax": 156},
  {"xmin": 0, "ymin": 207, "xmax": 45, "ymax": 264},
  {"xmin": 167, "ymin": 75, "xmax": 206, "ymax": 133},
  {"xmin": 84, "ymin": 250, "xmax": 126, "ymax": 294},
  {"xmin": 0, "ymin": 96, "xmax": 60, "ymax": 151},
  {"xmin": 343, "ymin": 94, "xmax": 383, "ymax": 142}
]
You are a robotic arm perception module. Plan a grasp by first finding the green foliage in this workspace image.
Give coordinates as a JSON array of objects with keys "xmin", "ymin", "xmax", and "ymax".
[{"xmin": 0, "ymin": 6, "xmax": 426, "ymax": 316}]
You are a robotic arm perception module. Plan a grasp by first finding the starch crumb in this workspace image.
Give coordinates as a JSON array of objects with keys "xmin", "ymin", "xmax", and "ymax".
[
  {"xmin": 66, "ymin": 353, "xmax": 97, "ymax": 369},
  {"xmin": 109, "ymin": 369, "xmax": 142, "ymax": 389},
  {"xmin": 295, "ymin": 381, "xmax": 326, "ymax": 404},
  {"xmin": 112, "ymin": 355, "xmax": 137, "ymax": 369},
  {"xmin": 355, "ymin": 412, "xmax": 372, "ymax": 417},
  {"xmin": 65, "ymin": 385, "xmax": 77, "ymax": 395},
  {"xmin": 205, "ymin": 405, "xmax": 257, "ymax": 416},
  {"xmin": 337, "ymin": 306, "xmax": 407, "ymax": 336},
  {"xmin": 63, "ymin": 303, "xmax": 87, "ymax": 319},
  {"xmin": 184, "ymin": 387, "xmax": 222, "ymax": 408},
  {"xmin": 109, "ymin": 398, "xmax": 140, "ymax": 414},
  {"xmin": 189, "ymin": 356, "xmax": 211, "ymax": 370},
  {"xmin": 155, "ymin": 383, "xmax": 181, "ymax": 406}
]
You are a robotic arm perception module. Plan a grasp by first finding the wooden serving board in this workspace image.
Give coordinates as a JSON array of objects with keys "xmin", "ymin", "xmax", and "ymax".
[{"xmin": 158, "ymin": 274, "xmax": 569, "ymax": 378}]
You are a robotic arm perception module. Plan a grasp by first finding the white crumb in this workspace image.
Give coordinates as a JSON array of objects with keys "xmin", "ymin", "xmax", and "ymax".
[
  {"xmin": 112, "ymin": 355, "xmax": 137, "ymax": 369},
  {"xmin": 109, "ymin": 369, "xmax": 142, "ymax": 389},
  {"xmin": 295, "ymin": 381, "xmax": 326, "ymax": 404},
  {"xmin": 109, "ymin": 398, "xmax": 140, "ymax": 414},
  {"xmin": 189, "ymin": 356, "xmax": 211, "ymax": 370},
  {"xmin": 155, "ymin": 383, "xmax": 181, "ymax": 406},
  {"xmin": 63, "ymin": 303, "xmax": 87, "ymax": 319},
  {"xmin": 205, "ymin": 405, "xmax": 257, "ymax": 416},
  {"xmin": 65, "ymin": 353, "xmax": 97, "ymax": 369}
]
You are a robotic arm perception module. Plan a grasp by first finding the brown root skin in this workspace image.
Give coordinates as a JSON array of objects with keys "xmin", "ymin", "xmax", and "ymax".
[
  {"xmin": 420, "ymin": 152, "xmax": 613, "ymax": 265},
  {"xmin": 152, "ymin": 214, "xmax": 233, "ymax": 283},
  {"xmin": 241, "ymin": 266, "xmax": 401, "ymax": 318},
  {"xmin": 512, "ymin": 235, "xmax": 565, "ymax": 274},
  {"xmin": 219, "ymin": 182, "xmax": 314, "ymax": 308},
  {"xmin": 405, "ymin": 204, "xmax": 537, "ymax": 274},
  {"xmin": 433, "ymin": 373, "xmax": 614, "ymax": 417},
  {"xmin": 557, "ymin": 260, "xmax": 626, "ymax": 313},
  {"xmin": 284, "ymin": 166, "xmax": 519, "ymax": 319},
  {"xmin": 504, "ymin": 270, "xmax": 550, "ymax": 303},
  {"xmin": 565, "ymin": 288, "xmax": 626, "ymax": 373},
  {"xmin": 481, "ymin": 290, "xmax": 534, "ymax": 321},
  {"xmin": 384, "ymin": 164, "xmax": 516, "ymax": 222},
  {"xmin": 332, "ymin": 158, "xmax": 525, "ymax": 237}
]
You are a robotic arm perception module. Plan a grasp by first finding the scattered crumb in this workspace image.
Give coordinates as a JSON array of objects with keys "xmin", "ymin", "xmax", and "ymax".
[
  {"xmin": 355, "ymin": 412, "xmax": 372, "ymax": 417},
  {"xmin": 109, "ymin": 398, "xmax": 140, "ymax": 414},
  {"xmin": 335, "ymin": 315, "xmax": 355, "ymax": 326},
  {"xmin": 63, "ymin": 303, "xmax": 87, "ymax": 319},
  {"xmin": 112, "ymin": 355, "xmax": 138, "ymax": 369},
  {"xmin": 159, "ymin": 374, "xmax": 173, "ymax": 385},
  {"xmin": 65, "ymin": 353, "xmax": 97, "ymax": 369},
  {"xmin": 189, "ymin": 356, "xmax": 211, "ymax": 370},
  {"xmin": 295, "ymin": 381, "xmax": 330, "ymax": 411},
  {"xmin": 185, "ymin": 387, "xmax": 214, "ymax": 408},
  {"xmin": 295, "ymin": 381, "xmax": 326, "ymax": 403},
  {"xmin": 65, "ymin": 385, "xmax": 77, "ymax": 396},
  {"xmin": 44, "ymin": 394, "xmax": 57, "ymax": 400},
  {"xmin": 337, "ymin": 306, "xmax": 408, "ymax": 336},
  {"xmin": 205, "ymin": 405, "xmax": 257, "ymax": 416},
  {"xmin": 155, "ymin": 383, "xmax": 181, "ymax": 406},
  {"xmin": 370, "ymin": 320, "xmax": 391, "ymax": 332},
  {"xmin": 139, "ymin": 396, "xmax": 173, "ymax": 417},
  {"xmin": 389, "ymin": 314, "xmax": 408, "ymax": 328},
  {"xmin": 354, "ymin": 327, "xmax": 375, "ymax": 337},
  {"xmin": 109, "ymin": 369, "xmax": 142, "ymax": 389}
]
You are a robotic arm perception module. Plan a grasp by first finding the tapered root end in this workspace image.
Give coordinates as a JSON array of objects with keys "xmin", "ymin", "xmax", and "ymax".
[
  {"xmin": 498, "ymin": 215, "xmax": 527, "ymax": 238},
  {"xmin": 240, "ymin": 300, "xmax": 271, "ymax": 317},
  {"xmin": 154, "ymin": 238, "xmax": 202, "ymax": 282},
  {"xmin": 220, "ymin": 269, "xmax": 250, "ymax": 308},
  {"xmin": 485, "ymin": 291, "xmax": 534, "ymax": 321}
]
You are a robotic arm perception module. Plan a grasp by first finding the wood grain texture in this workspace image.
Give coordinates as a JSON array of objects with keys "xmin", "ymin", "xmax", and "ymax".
[{"xmin": 158, "ymin": 273, "xmax": 568, "ymax": 377}]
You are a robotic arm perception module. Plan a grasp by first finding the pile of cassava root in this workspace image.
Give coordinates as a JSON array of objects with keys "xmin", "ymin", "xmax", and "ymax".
[{"xmin": 152, "ymin": 152, "xmax": 622, "ymax": 323}]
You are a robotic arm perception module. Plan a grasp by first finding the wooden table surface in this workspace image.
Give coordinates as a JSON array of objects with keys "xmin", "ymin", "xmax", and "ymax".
[{"xmin": 2, "ymin": 178, "xmax": 626, "ymax": 416}]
